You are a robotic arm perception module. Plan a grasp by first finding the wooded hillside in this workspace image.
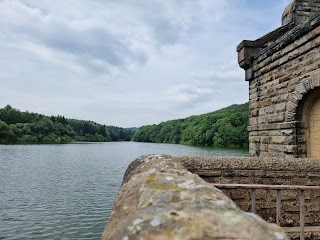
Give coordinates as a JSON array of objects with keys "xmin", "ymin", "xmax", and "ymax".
[
  {"xmin": 132, "ymin": 103, "xmax": 249, "ymax": 147},
  {"xmin": 0, "ymin": 105, "xmax": 133, "ymax": 144}
]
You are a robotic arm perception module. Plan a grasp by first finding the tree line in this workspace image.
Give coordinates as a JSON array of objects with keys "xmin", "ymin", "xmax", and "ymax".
[
  {"xmin": 0, "ymin": 103, "xmax": 249, "ymax": 147},
  {"xmin": 132, "ymin": 103, "xmax": 249, "ymax": 147},
  {"xmin": 0, "ymin": 105, "xmax": 134, "ymax": 144}
]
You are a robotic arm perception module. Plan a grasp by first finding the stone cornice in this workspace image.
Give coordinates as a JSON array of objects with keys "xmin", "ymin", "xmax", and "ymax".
[
  {"xmin": 237, "ymin": 12, "xmax": 320, "ymax": 72},
  {"xmin": 255, "ymin": 13, "xmax": 320, "ymax": 62}
]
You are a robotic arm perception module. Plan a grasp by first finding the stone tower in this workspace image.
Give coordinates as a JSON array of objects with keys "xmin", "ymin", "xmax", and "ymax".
[{"xmin": 237, "ymin": 0, "xmax": 320, "ymax": 158}]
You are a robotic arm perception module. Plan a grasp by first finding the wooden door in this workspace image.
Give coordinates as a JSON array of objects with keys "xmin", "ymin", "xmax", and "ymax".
[{"xmin": 309, "ymin": 97, "xmax": 320, "ymax": 158}]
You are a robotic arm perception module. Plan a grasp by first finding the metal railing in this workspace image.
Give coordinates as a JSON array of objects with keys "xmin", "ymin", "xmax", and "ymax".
[{"xmin": 213, "ymin": 183, "xmax": 320, "ymax": 240}]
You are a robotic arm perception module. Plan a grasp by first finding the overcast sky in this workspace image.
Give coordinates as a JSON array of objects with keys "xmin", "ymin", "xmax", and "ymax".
[{"xmin": 0, "ymin": 0, "xmax": 291, "ymax": 127}]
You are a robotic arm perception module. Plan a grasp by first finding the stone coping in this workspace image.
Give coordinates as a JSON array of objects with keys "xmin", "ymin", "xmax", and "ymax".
[
  {"xmin": 103, "ymin": 155, "xmax": 289, "ymax": 240},
  {"xmin": 175, "ymin": 156, "xmax": 320, "ymax": 173},
  {"xmin": 255, "ymin": 13, "xmax": 320, "ymax": 63},
  {"xmin": 237, "ymin": 11, "xmax": 320, "ymax": 72},
  {"xmin": 236, "ymin": 24, "xmax": 290, "ymax": 52}
]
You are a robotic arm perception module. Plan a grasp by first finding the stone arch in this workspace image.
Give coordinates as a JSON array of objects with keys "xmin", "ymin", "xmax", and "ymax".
[
  {"xmin": 287, "ymin": 74, "xmax": 320, "ymax": 120},
  {"xmin": 289, "ymin": 72, "xmax": 320, "ymax": 157},
  {"xmin": 295, "ymin": 87, "xmax": 320, "ymax": 157}
]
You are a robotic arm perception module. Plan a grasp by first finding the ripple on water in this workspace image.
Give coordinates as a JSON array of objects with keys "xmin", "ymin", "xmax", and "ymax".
[{"xmin": 0, "ymin": 142, "xmax": 248, "ymax": 239}]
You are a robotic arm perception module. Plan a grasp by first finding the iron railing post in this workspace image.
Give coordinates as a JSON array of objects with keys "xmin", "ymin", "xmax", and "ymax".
[
  {"xmin": 276, "ymin": 189, "xmax": 281, "ymax": 226},
  {"xmin": 300, "ymin": 189, "xmax": 305, "ymax": 240},
  {"xmin": 250, "ymin": 188, "xmax": 256, "ymax": 214},
  {"xmin": 213, "ymin": 183, "xmax": 320, "ymax": 239}
]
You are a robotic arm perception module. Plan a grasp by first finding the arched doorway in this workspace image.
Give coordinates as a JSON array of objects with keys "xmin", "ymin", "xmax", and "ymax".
[
  {"xmin": 295, "ymin": 87, "xmax": 320, "ymax": 158},
  {"xmin": 309, "ymin": 97, "xmax": 320, "ymax": 158}
]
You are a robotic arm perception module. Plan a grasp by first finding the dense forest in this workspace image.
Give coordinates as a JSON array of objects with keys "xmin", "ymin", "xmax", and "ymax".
[
  {"xmin": 0, "ymin": 103, "xmax": 249, "ymax": 147},
  {"xmin": 132, "ymin": 103, "xmax": 249, "ymax": 147},
  {"xmin": 0, "ymin": 105, "xmax": 134, "ymax": 144}
]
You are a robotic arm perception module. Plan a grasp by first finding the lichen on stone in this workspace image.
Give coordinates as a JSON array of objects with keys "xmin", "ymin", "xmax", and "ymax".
[{"xmin": 102, "ymin": 154, "xmax": 289, "ymax": 240}]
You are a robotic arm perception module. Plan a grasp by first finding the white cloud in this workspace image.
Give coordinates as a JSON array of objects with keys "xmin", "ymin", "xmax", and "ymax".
[{"xmin": 0, "ymin": 0, "xmax": 289, "ymax": 127}]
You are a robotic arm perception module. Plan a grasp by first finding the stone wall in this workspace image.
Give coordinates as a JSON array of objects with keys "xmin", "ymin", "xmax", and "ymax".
[
  {"xmin": 103, "ymin": 155, "xmax": 289, "ymax": 240},
  {"xmin": 237, "ymin": 0, "xmax": 320, "ymax": 157},
  {"xmin": 176, "ymin": 156, "xmax": 320, "ymax": 230}
]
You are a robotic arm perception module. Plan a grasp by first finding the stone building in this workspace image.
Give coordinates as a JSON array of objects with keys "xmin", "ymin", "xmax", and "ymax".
[{"xmin": 238, "ymin": 0, "xmax": 320, "ymax": 158}]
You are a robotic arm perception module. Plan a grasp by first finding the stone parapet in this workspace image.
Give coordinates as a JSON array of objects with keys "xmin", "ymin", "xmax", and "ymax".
[
  {"xmin": 103, "ymin": 155, "xmax": 289, "ymax": 240},
  {"xmin": 176, "ymin": 156, "xmax": 320, "ymax": 231}
]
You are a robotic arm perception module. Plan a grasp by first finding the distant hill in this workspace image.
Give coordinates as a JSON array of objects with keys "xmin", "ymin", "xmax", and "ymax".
[
  {"xmin": 132, "ymin": 103, "xmax": 249, "ymax": 147},
  {"xmin": 125, "ymin": 127, "xmax": 139, "ymax": 132},
  {"xmin": 0, "ymin": 105, "xmax": 134, "ymax": 144}
]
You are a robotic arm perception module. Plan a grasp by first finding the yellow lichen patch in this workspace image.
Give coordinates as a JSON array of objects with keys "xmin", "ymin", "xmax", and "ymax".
[
  {"xmin": 200, "ymin": 186, "xmax": 216, "ymax": 194},
  {"xmin": 265, "ymin": 75, "xmax": 273, "ymax": 82},
  {"xmin": 147, "ymin": 174, "xmax": 157, "ymax": 183},
  {"xmin": 187, "ymin": 219, "xmax": 206, "ymax": 229},
  {"xmin": 275, "ymin": 225, "xmax": 286, "ymax": 234},
  {"xmin": 145, "ymin": 231, "xmax": 174, "ymax": 240},
  {"xmin": 261, "ymin": 65, "xmax": 270, "ymax": 74},
  {"xmin": 148, "ymin": 183, "xmax": 179, "ymax": 191},
  {"xmin": 257, "ymin": 101, "xmax": 271, "ymax": 108},
  {"xmin": 166, "ymin": 230, "xmax": 174, "ymax": 240}
]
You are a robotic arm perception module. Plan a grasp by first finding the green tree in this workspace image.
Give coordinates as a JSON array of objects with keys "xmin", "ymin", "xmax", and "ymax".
[
  {"xmin": 133, "ymin": 103, "xmax": 249, "ymax": 148},
  {"xmin": 0, "ymin": 105, "xmax": 134, "ymax": 144}
]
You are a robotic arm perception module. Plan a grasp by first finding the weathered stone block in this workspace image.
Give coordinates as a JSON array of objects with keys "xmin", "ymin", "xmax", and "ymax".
[
  {"xmin": 286, "ymin": 101, "xmax": 298, "ymax": 113},
  {"xmin": 284, "ymin": 145, "xmax": 297, "ymax": 154},
  {"xmin": 250, "ymin": 109, "xmax": 259, "ymax": 117},
  {"xmin": 231, "ymin": 189, "xmax": 249, "ymax": 200},
  {"xmin": 256, "ymin": 202, "xmax": 276, "ymax": 210},
  {"xmin": 306, "ymin": 202, "xmax": 320, "ymax": 212},
  {"xmin": 282, "ymin": 191, "xmax": 298, "ymax": 201},
  {"xmin": 282, "ymin": 213, "xmax": 300, "ymax": 226},
  {"xmin": 275, "ymin": 102, "xmax": 287, "ymax": 112},
  {"xmin": 236, "ymin": 202, "xmax": 250, "ymax": 212},
  {"xmin": 268, "ymin": 113, "xmax": 285, "ymax": 123},
  {"xmin": 284, "ymin": 202, "xmax": 301, "ymax": 212},
  {"xmin": 270, "ymin": 136, "xmax": 295, "ymax": 145}
]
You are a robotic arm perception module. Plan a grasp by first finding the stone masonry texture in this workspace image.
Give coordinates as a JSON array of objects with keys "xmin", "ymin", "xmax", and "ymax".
[
  {"xmin": 237, "ymin": 0, "xmax": 320, "ymax": 158},
  {"xmin": 176, "ymin": 156, "xmax": 320, "ymax": 231},
  {"xmin": 103, "ymin": 155, "xmax": 289, "ymax": 240}
]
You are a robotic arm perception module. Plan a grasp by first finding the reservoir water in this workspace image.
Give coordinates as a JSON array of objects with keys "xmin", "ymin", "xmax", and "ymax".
[{"xmin": 0, "ymin": 142, "xmax": 248, "ymax": 239}]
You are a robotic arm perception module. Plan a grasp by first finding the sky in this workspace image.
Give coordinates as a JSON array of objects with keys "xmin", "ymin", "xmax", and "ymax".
[{"xmin": 0, "ymin": 0, "xmax": 292, "ymax": 127}]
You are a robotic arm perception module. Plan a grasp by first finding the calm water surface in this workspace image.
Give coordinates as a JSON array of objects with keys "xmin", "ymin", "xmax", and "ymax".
[{"xmin": 0, "ymin": 142, "xmax": 248, "ymax": 239}]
